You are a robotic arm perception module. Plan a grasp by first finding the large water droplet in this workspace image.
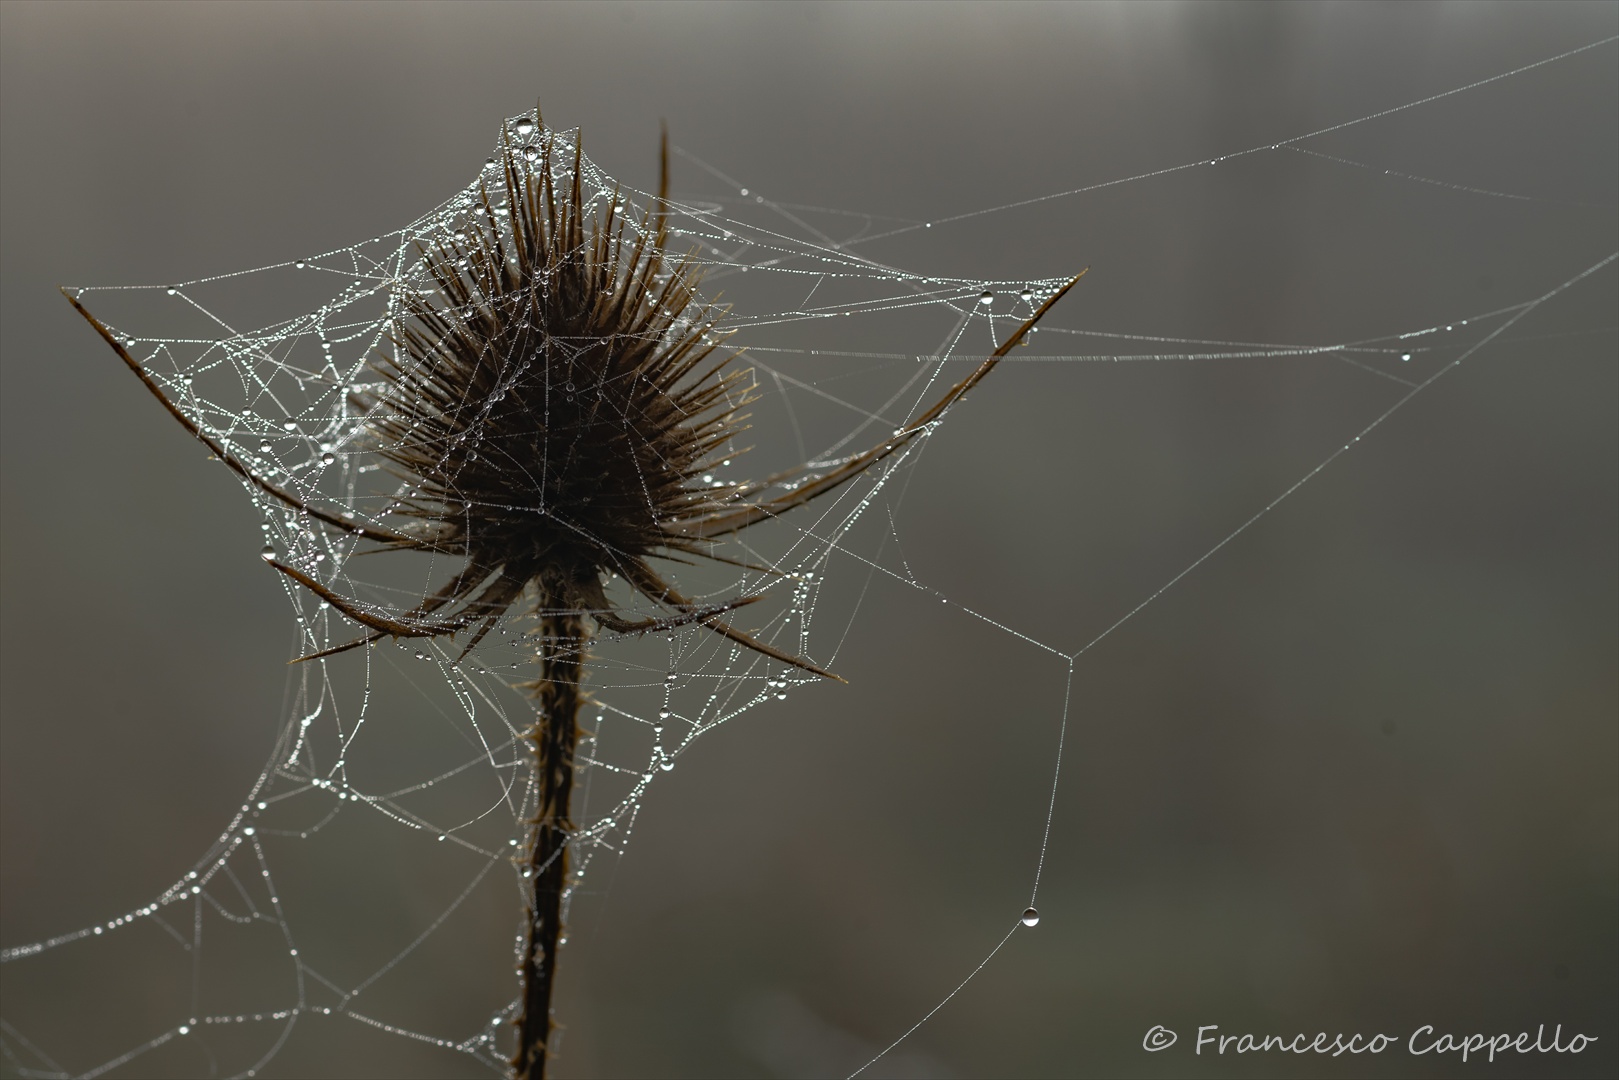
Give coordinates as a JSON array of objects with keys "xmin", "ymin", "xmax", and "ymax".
[
  {"xmin": 514, "ymin": 117, "xmax": 536, "ymax": 137},
  {"xmin": 1021, "ymin": 907, "xmax": 1040, "ymax": 927},
  {"xmin": 321, "ymin": 453, "xmax": 335, "ymax": 466},
  {"xmin": 979, "ymin": 290, "xmax": 994, "ymax": 305},
  {"xmin": 261, "ymin": 545, "xmax": 276, "ymax": 561}
]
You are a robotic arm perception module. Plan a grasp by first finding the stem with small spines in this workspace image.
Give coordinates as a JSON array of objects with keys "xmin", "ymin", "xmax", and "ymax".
[{"xmin": 512, "ymin": 609, "xmax": 587, "ymax": 1080}]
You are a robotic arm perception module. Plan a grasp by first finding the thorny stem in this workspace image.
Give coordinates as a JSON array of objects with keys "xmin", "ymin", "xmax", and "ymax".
[{"xmin": 512, "ymin": 609, "xmax": 588, "ymax": 1080}]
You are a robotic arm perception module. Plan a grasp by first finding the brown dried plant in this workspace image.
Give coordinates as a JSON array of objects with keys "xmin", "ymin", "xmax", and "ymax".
[{"xmin": 64, "ymin": 110, "xmax": 1083, "ymax": 1079}]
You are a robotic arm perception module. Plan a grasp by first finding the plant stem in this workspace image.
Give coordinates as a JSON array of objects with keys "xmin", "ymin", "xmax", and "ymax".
[{"xmin": 512, "ymin": 609, "xmax": 587, "ymax": 1080}]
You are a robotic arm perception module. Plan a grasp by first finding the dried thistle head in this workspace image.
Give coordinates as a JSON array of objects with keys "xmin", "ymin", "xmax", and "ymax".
[
  {"xmin": 360, "ymin": 126, "xmax": 763, "ymax": 651},
  {"xmin": 65, "ymin": 112, "xmax": 1083, "ymax": 681}
]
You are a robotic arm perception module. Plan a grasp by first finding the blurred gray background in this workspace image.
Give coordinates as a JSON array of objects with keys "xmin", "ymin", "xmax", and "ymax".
[{"xmin": 2, "ymin": 2, "xmax": 1615, "ymax": 1077}]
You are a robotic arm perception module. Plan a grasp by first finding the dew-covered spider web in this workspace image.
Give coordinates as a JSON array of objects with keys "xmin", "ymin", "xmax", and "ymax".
[{"xmin": 3, "ymin": 32, "xmax": 1616, "ymax": 1080}]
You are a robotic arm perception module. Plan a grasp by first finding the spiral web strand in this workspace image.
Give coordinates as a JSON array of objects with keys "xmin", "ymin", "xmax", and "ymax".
[{"xmin": 4, "ymin": 34, "xmax": 1617, "ymax": 1080}]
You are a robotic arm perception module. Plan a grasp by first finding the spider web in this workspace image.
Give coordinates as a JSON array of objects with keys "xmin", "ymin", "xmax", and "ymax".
[{"xmin": 3, "ymin": 32, "xmax": 1616, "ymax": 1080}]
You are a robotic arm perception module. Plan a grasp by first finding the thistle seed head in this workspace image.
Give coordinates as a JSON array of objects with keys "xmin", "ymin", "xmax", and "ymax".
[
  {"xmin": 65, "ymin": 112, "xmax": 1082, "ymax": 678},
  {"xmin": 369, "ymin": 130, "xmax": 750, "ymax": 615}
]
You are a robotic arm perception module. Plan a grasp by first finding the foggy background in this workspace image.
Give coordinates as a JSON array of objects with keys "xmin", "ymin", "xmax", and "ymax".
[{"xmin": 2, "ymin": 3, "xmax": 1615, "ymax": 1077}]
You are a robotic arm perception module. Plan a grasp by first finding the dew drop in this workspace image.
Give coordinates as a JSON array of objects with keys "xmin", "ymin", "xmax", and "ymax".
[
  {"xmin": 322, "ymin": 452, "xmax": 335, "ymax": 466},
  {"xmin": 979, "ymin": 290, "xmax": 994, "ymax": 305},
  {"xmin": 1401, "ymin": 353, "xmax": 1411, "ymax": 362},
  {"xmin": 243, "ymin": 827, "xmax": 255, "ymax": 836},
  {"xmin": 167, "ymin": 286, "xmax": 178, "ymax": 296},
  {"xmin": 256, "ymin": 801, "xmax": 267, "ymax": 810},
  {"xmin": 1021, "ymin": 907, "xmax": 1040, "ymax": 927},
  {"xmin": 295, "ymin": 261, "xmax": 306, "ymax": 269},
  {"xmin": 524, "ymin": 145, "xmax": 540, "ymax": 162},
  {"xmin": 659, "ymin": 759, "xmax": 675, "ymax": 772},
  {"xmin": 739, "ymin": 188, "xmax": 749, "ymax": 197},
  {"xmin": 179, "ymin": 1025, "xmax": 190, "ymax": 1035},
  {"xmin": 1020, "ymin": 288, "xmax": 1033, "ymax": 302},
  {"xmin": 261, "ymin": 545, "xmax": 276, "ymax": 561},
  {"xmin": 514, "ymin": 116, "xmax": 536, "ymax": 137},
  {"xmin": 259, "ymin": 441, "xmax": 273, "ymax": 453}
]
